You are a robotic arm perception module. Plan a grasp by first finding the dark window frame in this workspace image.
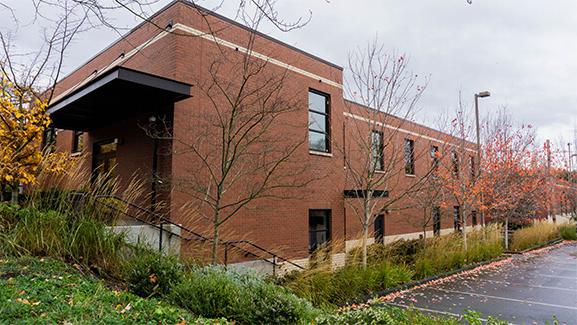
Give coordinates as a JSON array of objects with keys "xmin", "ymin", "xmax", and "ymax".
[
  {"xmin": 453, "ymin": 206, "xmax": 461, "ymax": 232},
  {"xmin": 451, "ymin": 150, "xmax": 459, "ymax": 178},
  {"xmin": 308, "ymin": 209, "xmax": 331, "ymax": 253},
  {"xmin": 404, "ymin": 138, "xmax": 415, "ymax": 175},
  {"xmin": 433, "ymin": 206, "xmax": 441, "ymax": 236},
  {"xmin": 471, "ymin": 210, "xmax": 478, "ymax": 226},
  {"xmin": 374, "ymin": 214, "xmax": 384, "ymax": 244},
  {"xmin": 72, "ymin": 130, "xmax": 84, "ymax": 153},
  {"xmin": 308, "ymin": 89, "xmax": 331, "ymax": 153},
  {"xmin": 430, "ymin": 145, "xmax": 440, "ymax": 171},
  {"xmin": 42, "ymin": 127, "xmax": 57, "ymax": 152},
  {"xmin": 371, "ymin": 130, "xmax": 384, "ymax": 171},
  {"xmin": 469, "ymin": 155, "xmax": 476, "ymax": 180}
]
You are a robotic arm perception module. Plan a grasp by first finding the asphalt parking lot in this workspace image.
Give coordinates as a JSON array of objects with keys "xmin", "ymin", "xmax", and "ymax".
[{"xmin": 386, "ymin": 242, "xmax": 577, "ymax": 324}]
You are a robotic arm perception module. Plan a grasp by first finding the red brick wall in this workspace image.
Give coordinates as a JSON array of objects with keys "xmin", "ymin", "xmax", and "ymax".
[{"xmin": 52, "ymin": 1, "xmax": 478, "ymax": 262}]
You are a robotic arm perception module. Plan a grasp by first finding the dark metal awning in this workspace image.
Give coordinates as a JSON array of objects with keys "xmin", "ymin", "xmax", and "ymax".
[
  {"xmin": 344, "ymin": 190, "xmax": 389, "ymax": 199},
  {"xmin": 48, "ymin": 67, "xmax": 192, "ymax": 130}
]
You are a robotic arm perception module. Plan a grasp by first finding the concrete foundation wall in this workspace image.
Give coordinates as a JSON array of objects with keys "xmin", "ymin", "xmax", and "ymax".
[{"xmin": 110, "ymin": 224, "xmax": 181, "ymax": 255}]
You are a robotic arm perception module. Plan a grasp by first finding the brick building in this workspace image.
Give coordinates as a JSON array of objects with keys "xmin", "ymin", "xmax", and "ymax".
[{"xmin": 48, "ymin": 0, "xmax": 477, "ymax": 269}]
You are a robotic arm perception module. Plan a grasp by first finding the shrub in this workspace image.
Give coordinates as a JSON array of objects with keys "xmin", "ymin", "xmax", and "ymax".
[
  {"xmin": 414, "ymin": 224, "xmax": 503, "ymax": 277},
  {"xmin": 315, "ymin": 306, "xmax": 509, "ymax": 325},
  {"xmin": 124, "ymin": 249, "xmax": 184, "ymax": 297},
  {"xmin": 509, "ymin": 221, "xmax": 559, "ymax": 251},
  {"xmin": 284, "ymin": 262, "xmax": 413, "ymax": 308},
  {"xmin": 559, "ymin": 223, "xmax": 577, "ymax": 240},
  {"xmin": 169, "ymin": 266, "xmax": 319, "ymax": 324},
  {"xmin": 348, "ymin": 238, "xmax": 422, "ymax": 265},
  {"xmin": 315, "ymin": 305, "xmax": 460, "ymax": 325},
  {"xmin": 0, "ymin": 204, "xmax": 126, "ymax": 277}
]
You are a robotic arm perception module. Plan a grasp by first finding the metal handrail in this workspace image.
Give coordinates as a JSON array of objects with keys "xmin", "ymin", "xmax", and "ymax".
[{"xmin": 71, "ymin": 192, "xmax": 304, "ymax": 272}]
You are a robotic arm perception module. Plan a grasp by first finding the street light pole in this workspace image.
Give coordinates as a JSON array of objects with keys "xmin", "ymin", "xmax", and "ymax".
[{"xmin": 475, "ymin": 91, "xmax": 490, "ymax": 227}]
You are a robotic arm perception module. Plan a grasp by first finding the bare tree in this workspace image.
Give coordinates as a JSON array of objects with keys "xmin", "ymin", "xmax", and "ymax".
[
  {"xmin": 437, "ymin": 104, "xmax": 480, "ymax": 251},
  {"xmin": 342, "ymin": 40, "xmax": 435, "ymax": 267},
  {"xmin": 147, "ymin": 9, "xmax": 315, "ymax": 263}
]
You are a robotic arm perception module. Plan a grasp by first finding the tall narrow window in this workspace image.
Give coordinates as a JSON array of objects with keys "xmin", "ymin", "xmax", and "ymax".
[
  {"xmin": 451, "ymin": 150, "xmax": 459, "ymax": 178},
  {"xmin": 469, "ymin": 156, "xmax": 476, "ymax": 180},
  {"xmin": 309, "ymin": 209, "xmax": 331, "ymax": 253},
  {"xmin": 72, "ymin": 130, "xmax": 84, "ymax": 153},
  {"xmin": 430, "ymin": 145, "xmax": 440, "ymax": 171},
  {"xmin": 308, "ymin": 90, "xmax": 330, "ymax": 153},
  {"xmin": 374, "ymin": 214, "xmax": 384, "ymax": 244},
  {"xmin": 42, "ymin": 127, "xmax": 56, "ymax": 152},
  {"xmin": 404, "ymin": 139, "xmax": 415, "ymax": 175},
  {"xmin": 453, "ymin": 206, "xmax": 461, "ymax": 232},
  {"xmin": 433, "ymin": 206, "xmax": 441, "ymax": 236},
  {"xmin": 371, "ymin": 130, "xmax": 384, "ymax": 171},
  {"xmin": 471, "ymin": 210, "xmax": 478, "ymax": 226}
]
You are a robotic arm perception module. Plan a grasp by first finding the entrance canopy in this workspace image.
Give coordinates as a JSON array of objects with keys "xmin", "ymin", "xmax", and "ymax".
[{"xmin": 48, "ymin": 67, "xmax": 192, "ymax": 130}]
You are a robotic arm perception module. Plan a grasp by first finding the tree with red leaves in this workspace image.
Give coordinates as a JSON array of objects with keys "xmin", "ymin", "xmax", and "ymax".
[{"xmin": 478, "ymin": 111, "xmax": 548, "ymax": 249}]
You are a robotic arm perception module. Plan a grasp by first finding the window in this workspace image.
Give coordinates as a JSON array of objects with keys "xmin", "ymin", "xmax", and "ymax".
[
  {"xmin": 309, "ymin": 209, "xmax": 331, "ymax": 253},
  {"xmin": 430, "ymin": 145, "xmax": 440, "ymax": 171},
  {"xmin": 472, "ymin": 210, "xmax": 478, "ymax": 226},
  {"xmin": 72, "ymin": 130, "xmax": 84, "ymax": 153},
  {"xmin": 308, "ymin": 90, "xmax": 330, "ymax": 153},
  {"xmin": 42, "ymin": 127, "xmax": 56, "ymax": 152},
  {"xmin": 404, "ymin": 139, "xmax": 415, "ymax": 175},
  {"xmin": 371, "ymin": 131, "xmax": 384, "ymax": 171},
  {"xmin": 433, "ymin": 206, "xmax": 441, "ymax": 236},
  {"xmin": 469, "ymin": 156, "xmax": 476, "ymax": 180},
  {"xmin": 374, "ymin": 214, "xmax": 384, "ymax": 244},
  {"xmin": 453, "ymin": 206, "xmax": 461, "ymax": 232},
  {"xmin": 451, "ymin": 150, "xmax": 459, "ymax": 178}
]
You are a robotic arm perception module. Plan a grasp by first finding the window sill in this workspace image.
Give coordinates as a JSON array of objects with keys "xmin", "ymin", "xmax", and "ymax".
[
  {"xmin": 375, "ymin": 170, "xmax": 386, "ymax": 174},
  {"xmin": 405, "ymin": 173, "xmax": 416, "ymax": 178},
  {"xmin": 309, "ymin": 150, "xmax": 333, "ymax": 157},
  {"xmin": 70, "ymin": 152, "xmax": 83, "ymax": 157}
]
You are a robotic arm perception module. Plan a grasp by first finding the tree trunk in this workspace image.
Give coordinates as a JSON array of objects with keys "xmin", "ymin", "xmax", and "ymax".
[
  {"xmin": 462, "ymin": 207, "xmax": 468, "ymax": 252},
  {"xmin": 361, "ymin": 222, "xmax": 369, "ymax": 268},
  {"xmin": 422, "ymin": 208, "xmax": 427, "ymax": 249},
  {"xmin": 211, "ymin": 211, "xmax": 220, "ymax": 264},
  {"xmin": 504, "ymin": 217, "xmax": 509, "ymax": 250}
]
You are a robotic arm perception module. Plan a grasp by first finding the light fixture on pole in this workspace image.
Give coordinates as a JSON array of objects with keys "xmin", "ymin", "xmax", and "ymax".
[{"xmin": 474, "ymin": 91, "xmax": 490, "ymax": 227}]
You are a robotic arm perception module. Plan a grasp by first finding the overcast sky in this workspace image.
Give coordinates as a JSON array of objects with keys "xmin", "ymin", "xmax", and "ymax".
[{"xmin": 2, "ymin": 0, "xmax": 576, "ymax": 144}]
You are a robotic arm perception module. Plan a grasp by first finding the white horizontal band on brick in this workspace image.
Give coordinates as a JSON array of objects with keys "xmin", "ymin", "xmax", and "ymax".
[
  {"xmin": 52, "ymin": 23, "xmax": 342, "ymax": 104},
  {"xmin": 172, "ymin": 24, "xmax": 342, "ymax": 89},
  {"xmin": 344, "ymin": 111, "xmax": 478, "ymax": 154}
]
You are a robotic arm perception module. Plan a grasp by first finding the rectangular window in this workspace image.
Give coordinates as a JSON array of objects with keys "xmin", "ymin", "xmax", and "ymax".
[
  {"xmin": 470, "ymin": 156, "xmax": 476, "ymax": 180},
  {"xmin": 371, "ymin": 130, "xmax": 384, "ymax": 171},
  {"xmin": 451, "ymin": 150, "xmax": 459, "ymax": 178},
  {"xmin": 42, "ymin": 127, "xmax": 56, "ymax": 152},
  {"xmin": 430, "ymin": 145, "xmax": 439, "ymax": 171},
  {"xmin": 433, "ymin": 206, "xmax": 441, "ymax": 236},
  {"xmin": 453, "ymin": 206, "xmax": 461, "ymax": 232},
  {"xmin": 404, "ymin": 139, "xmax": 415, "ymax": 175},
  {"xmin": 374, "ymin": 214, "xmax": 384, "ymax": 244},
  {"xmin": 309, "ymin": 209, "xmax": 331, "ymax": 253},
  {"xmin": 472, "ymin": 210, "xmax": 478, "ymax": 226},
  {"xmin": 72, "ymin": 130, "xmax": 84, "ymax": 153},
  {"xmin": 308, "ymin": 90, "xmax": 330, "ymax": 153}
]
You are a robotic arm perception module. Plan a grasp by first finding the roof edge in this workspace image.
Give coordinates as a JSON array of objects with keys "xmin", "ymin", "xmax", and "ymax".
[{"xmin": 56, "ymin": 0, "xmax": 343, "ymax": 87}]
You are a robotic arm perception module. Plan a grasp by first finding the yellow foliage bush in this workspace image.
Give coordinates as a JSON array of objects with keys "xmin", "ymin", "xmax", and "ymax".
[{"xmin": 0, "ymin": 74, "xmax": 72, "ymax": 188}]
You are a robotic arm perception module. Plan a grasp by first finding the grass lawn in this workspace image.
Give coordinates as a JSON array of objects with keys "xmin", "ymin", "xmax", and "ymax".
[{"xmin": 0, "ymin": 257, "xmax": 227, "ymax": 324}]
